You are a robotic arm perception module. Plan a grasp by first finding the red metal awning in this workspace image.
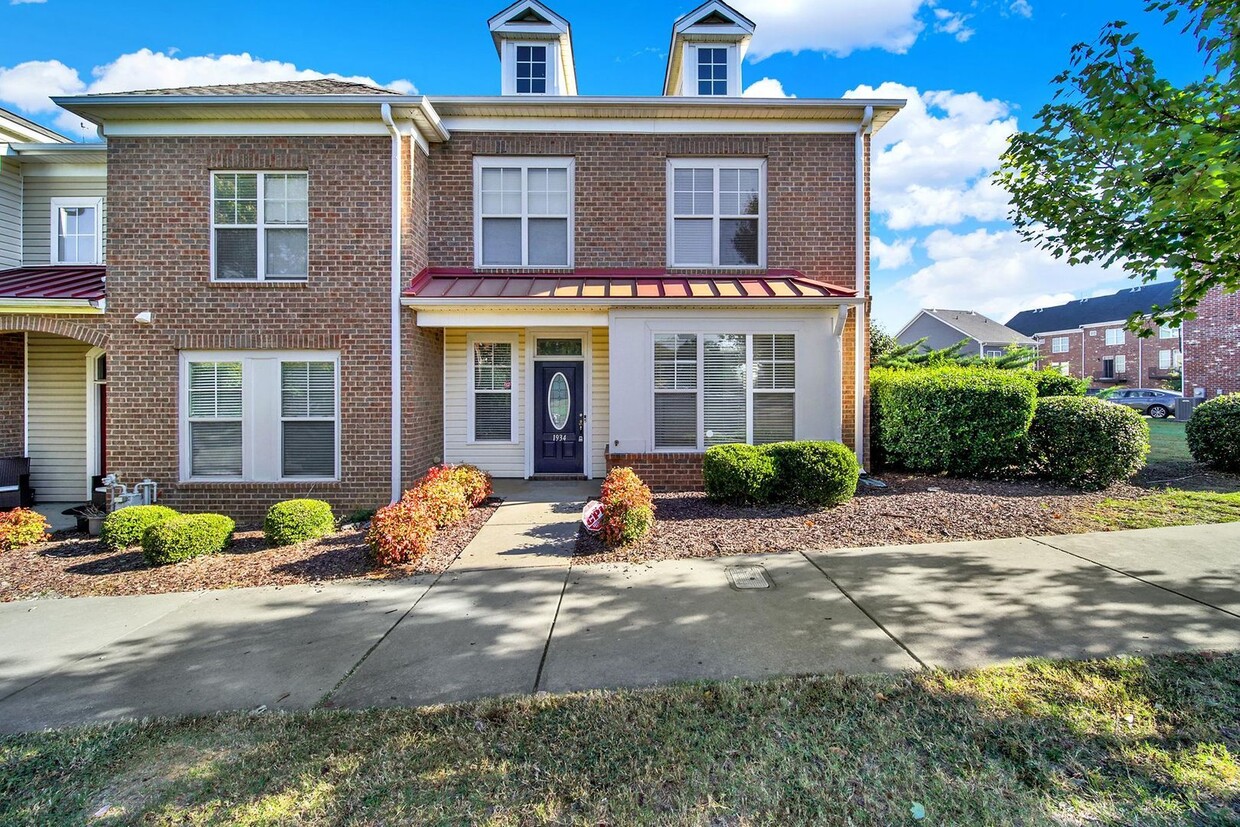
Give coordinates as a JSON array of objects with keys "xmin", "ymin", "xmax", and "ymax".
[
  {"xmin": 404, "ymin": 268, "xmax": 855, "ymax": 302},
  {"xmin": 0, "ymin": 266, "xmax": 106, "ymax": 301}
]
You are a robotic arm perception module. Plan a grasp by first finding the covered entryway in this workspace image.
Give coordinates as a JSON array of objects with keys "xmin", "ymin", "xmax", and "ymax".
[{"xmin": 533, "ymin": 338, "xmax": 585, "ymax": 475}]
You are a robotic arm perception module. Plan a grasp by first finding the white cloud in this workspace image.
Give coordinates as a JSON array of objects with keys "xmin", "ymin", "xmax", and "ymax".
[
  {"xmin": 1008, "ymin": 0, "xmax": 1033, "ymax": 18},
  {"xmin": 932, "ymin": 9, "xmax": 975, "ymax": 42},
  {"xmin": 731, "ymin": 0, "xmax": 930, "ymax": 59},
  {"xmin": 872, "ymin": 236, "xmax": 915, "ymax": 270},
  {"xmin": 10, "ymin": 0, "xmax": 47, "ymax": 4},
  {"xmin": 742, "ymin": 77, "xmax": 793, "ymax": 98},
  {"xmin": 846, "ymin": 81, "xmax": 1018, "ymax": 230},
  {"xmin": 0, "ymin": 49, "xmax": 416, "ymax": 134}
]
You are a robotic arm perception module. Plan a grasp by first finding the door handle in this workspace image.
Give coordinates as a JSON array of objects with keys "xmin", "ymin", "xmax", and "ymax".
[{"xmin": 578, "ymin": 412, "xmax": 587, "ymax": 430}]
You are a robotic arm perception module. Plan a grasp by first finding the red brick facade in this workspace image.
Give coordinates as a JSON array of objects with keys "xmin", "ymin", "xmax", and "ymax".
[
  {"xmin": 1183, "ymin": 286, "xmax": 1240, "ymax": 398},
  {"xmin": 1034, "ymin": 320, "xmax": 1183, "ymax": 390},
  {"xmin": 606, "ymin": 451, "xmax": 704, "ymax": 492},
  {"xmin": 0, "ymin": 333, "xmax": 23, "ymax": 456}
]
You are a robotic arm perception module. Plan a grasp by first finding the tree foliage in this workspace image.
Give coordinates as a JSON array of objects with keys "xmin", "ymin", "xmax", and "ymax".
[
  {"xmin": 869, "ymin": 321, "xmax": 899, "ymax": 362},
  {"xmin": 875, "ymin": 337, "xmax": 1038, "ymax": 371},
  {"xmin": 998, "ymin": 0, "xmax": 1239, "ymax": 328}
]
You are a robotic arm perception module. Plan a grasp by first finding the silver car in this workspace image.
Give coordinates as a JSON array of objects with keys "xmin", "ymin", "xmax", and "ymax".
[{"xmin": 1107, "ymin": 388, "xmax": 1181, "ymax": 418}]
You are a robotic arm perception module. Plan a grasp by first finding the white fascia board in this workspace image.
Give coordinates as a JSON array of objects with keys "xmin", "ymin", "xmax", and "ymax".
[
  {"xmin": 1081, "ymin": 317, "xmax": 1143, "ymax": 328},
  {"xmin": 0, "ymin": 299, "xmax": 103, "ymax": 314},
  {"xmin": 20, "ymin": 163, "xmax": 105, "ymax": 178},
  {"xmin": 102, "ymin": 119, "xmax": 395, "ymax": 137},
  {"xmin": 404, "ymin": 297, "xmax": 864, "ymax": 312},
  {"xmin": 439, "ymin": 116, "xmax": 863, "ymax": 134},
  {"xmin": 1032, "ymin": 328, "xmax": 1087, "ymax": 337}
]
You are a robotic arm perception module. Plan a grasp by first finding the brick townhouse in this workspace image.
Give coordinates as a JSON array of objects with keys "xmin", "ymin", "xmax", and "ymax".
[{"xmin": 0, "ymin": 0, "xmax": 903, "ymax": 518}]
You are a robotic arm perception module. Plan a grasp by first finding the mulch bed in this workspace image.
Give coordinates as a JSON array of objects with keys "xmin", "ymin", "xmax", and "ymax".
[
  {"xmin": 0, "ymin": 500, "xmax": 499, "ymax": 602},
  {"xmin": 574, "ymin": 474, "xmax": 1143, "ymax": 565}
]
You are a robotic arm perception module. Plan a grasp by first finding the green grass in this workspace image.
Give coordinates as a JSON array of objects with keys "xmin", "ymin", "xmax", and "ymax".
[
  {"xmin": 1082, "ymin": 489, "xmax": 1240, "ymax": 530},
  {"xmin": 1148, "ymin": 417, "xmax": 1195, "ymax": 466},
  {"xmin": 3, "ymin": 653, "xmax": 1238, "ymax": 825}
]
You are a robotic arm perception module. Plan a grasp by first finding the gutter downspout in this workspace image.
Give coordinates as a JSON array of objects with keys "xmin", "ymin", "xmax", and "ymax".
[
  {"xmin": 854, "ymin": 104, "xmax": 873, "ymax": 466},
  {"xmin": 381, "ymin": 103, "xmax": 402, "ymax": 503}
]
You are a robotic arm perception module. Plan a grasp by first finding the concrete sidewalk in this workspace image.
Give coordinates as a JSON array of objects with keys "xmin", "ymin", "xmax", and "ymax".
[{"xmin": 2, "ymin": 515, "xmax": 1238, "ymax": 733}]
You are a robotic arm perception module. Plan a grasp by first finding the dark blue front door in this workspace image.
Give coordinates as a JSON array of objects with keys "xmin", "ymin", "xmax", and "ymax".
[{"xmin": 535, "ymin": 361, "xmax": 584, "ymax": 474}]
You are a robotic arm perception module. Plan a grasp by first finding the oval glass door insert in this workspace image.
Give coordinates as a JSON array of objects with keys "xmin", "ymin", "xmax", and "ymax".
[{"xmin": 548, "ymin": 372, "xmax": 571, "ymax": 430}]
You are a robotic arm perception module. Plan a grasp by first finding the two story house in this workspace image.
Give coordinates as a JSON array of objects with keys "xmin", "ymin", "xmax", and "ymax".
[
  {"xmin": 0, "ymin": 0, "xmax": 902, "ymax": 519},
  {"xmin": 895, "ymin": 309, "xmax": 1035, "ymax": 359}
]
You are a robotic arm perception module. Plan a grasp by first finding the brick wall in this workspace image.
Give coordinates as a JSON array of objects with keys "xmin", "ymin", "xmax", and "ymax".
[
  {"xmin": 1034, "ymin": 322, "xmax": 1183, "ymax": 390},
  {"xmin": 102, "ymin": 135, "xmax": 420, "ymax": 520},
  {"xmin": 1184, "ymin": 286, "xmax": 1240, "ymax": 398},
  {"xmin": 0, "ymin": 333, "xmax": 23, "ymax": 456},
  {"xmin": 606, "ymin": 451, "xmax": 704, "ymax": 492}
]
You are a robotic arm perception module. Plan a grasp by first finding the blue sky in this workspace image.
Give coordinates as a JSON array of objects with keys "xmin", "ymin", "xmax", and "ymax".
[{"xmin": 0, "ymin": 0, "xmax": 1200, "ymax": 329}]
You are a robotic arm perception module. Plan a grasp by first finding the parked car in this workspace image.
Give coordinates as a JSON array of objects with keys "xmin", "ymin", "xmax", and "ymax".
[{"xmin": 1106, "ymin": 388, "xmax": 1182, "ymax": 418}]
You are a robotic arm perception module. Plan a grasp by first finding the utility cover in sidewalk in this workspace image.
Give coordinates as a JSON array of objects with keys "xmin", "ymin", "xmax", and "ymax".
[{"xmin": 726, "ymin": 565, "xmax": 772, "ymax": 590}]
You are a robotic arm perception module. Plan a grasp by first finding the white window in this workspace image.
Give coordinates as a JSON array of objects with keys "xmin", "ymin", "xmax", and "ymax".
[
  {"xmin": 984, "ymin": 348, "xmax": 1005, "ymax": 359},
  {"xmin": 1159, "ymin": 325, "xmax": 1178, "ymax": 340},
  {"xmin": 212, "ymin": 171, "xmax": 308, "ymax": 281},
  {"xmin": 653, "ymin": 332, "xmax": 795, "ymax": 449},
  {"xmin": 1115, "ymin": 354, "xmax": 1127, "ymax": 373},
  {"xmin": 470, "ymin": 339, "xmax": 515, "ymax": 442},
  {"xmin": 668, "ymin": 159, "xmax": 765, "ymax": 268},
  {"xmin": 474, "ymin": 157, "xmax": 573, "ymax": 268},
  {"xmin": 1104, "ymin": 327, "xmax": 1125, "ymax": 346},
  {"xmin": 180, "ymin": 351, "xmax": 339, "ymax": 481},
  {"xmin": 1052, "ymin": 361, "xmax": 1071, "ymax": 376},
  {"xmin": 696, "ymin": 46, "xmax": 729, "ymax": 96},
  {"xmin": 50, "ymin": 197, "xmax": 102, "ymax": 265},
  {"xmin": 1158, "ymin": 349, "xmax": 1183, "ymax": 370},
  {"xmin": 1051, "ymin": 336, "xmax": 1070, "ymax": 353},
  {"xmin": 516, "ymin": 44, "xmax": 548, "ymax": 94}
]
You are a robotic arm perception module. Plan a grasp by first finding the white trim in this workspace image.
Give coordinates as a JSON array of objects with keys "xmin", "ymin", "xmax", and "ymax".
[
  {"xmin": 473, "ymin": 156, "xmax": 575, "ymax": 269},
  {"xmin": 523, "ymin": 329, "xmax": 590, "ymax": 477},
  {"xmin": 210, "ymin": 170, "xmax": 308, "ymax": 283},
  {"xmin": 440, "ymin": 116, "xmax": 867, "ymax": 135},
  {"xmin": 85, "ymin": 347, "xmax": 105, "ymax": 499},
  {"xmin": 502, "ymin": 40, "xmax": 561, "ymax": 96},
  {"xmin": 666, "ymin": 157, "xmax": 766, "ymax": 268},
  {"xmin": 22, "ymin": 332, "xmax": 28, "ymax": 458},
  {"xmin": 49, "ymin": 196, "xmax": 103, "ymax": 265},
  {"xmin": 21, "ymin": 164, "xmax": 106, "ymax": 179},
  {"xmin": 681, "ymin": 43, "xmax": 740, "ymax": 97},
  {"xmin": 405, "ymin": 296, "xmax": 860, "ymax": 311},
  {"xmin": 1051, "ymin": 336, "xmax": 1070, "ymax": 354},
  {"xmin": 382, "ymin": 104, "xmax": 402, "ymax": 503},
  {"xmin": 466, "ymin": 333, "xmax": 520, "ymax": 445},
  {"xmin": 1081, "ymin": 318, "xmax": 1137, "ymax": 329},
  {"xmin": 178, "ymin": 350, "xmax": 341, "ymax": 483},
  {"xmin": 0, "ymin": 299, "xmax": 103, "ymax": 314}
]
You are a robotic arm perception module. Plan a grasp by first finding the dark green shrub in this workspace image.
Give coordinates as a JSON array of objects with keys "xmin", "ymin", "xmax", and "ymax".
[
  {"xmin": 1027, "ymin": 368, "xmax": 1089, "ymax": 397},
  {"xmin": 1186, "ymin": 394, "xmax": 1240, "ymax": 472},
  {"xmin": 871, "ymin": 367, "xmax": 1037, "ymax": 476},
  {"xmin": 263, "ymin": 499, "xmax": 336, "ymax": 547},
  {"xmin": 1026, "ymin": 396, "xmax": 1149, "ymax": 489},
  {"xmin": 766, "ymin": 441, "xmax": 860, "ymax": 506},
  {"xmin": 142, "ymin": 514, "xmax": 235, "ymax": 565},
  {"xmin": 99, "ymin": 505, "xmax": 179, "ymax": 552},
  {"xmin": 703, "ymin": 444, "xmax": 777, "ymax": 504}
]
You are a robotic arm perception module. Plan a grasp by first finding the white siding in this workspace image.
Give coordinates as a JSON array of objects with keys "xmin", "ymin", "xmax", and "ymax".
[
  {"xmin": 590, "ymin": 327, "xmax": 609, "ymax": 476},
  {"xmin": 22, "ymin": 176, "xmax": 106, "ymax": 265},
  {"xmin": 443, "ymin": 329, "xmax": 527, "ymax": 478},
  {"xmin": 0, "ymin": 155, "xmax": 20, "ymax": 268},
  {"xmin": 26, "ymin": 333, "xmax": 90, "ymax": 502}
]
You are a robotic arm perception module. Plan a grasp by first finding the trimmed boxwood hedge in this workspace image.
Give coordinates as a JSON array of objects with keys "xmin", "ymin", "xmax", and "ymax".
[
  {"xmin": 1025, "ymin": 396, "xmax": 1149, "ymax": 489},
  {"xmin": 1186, "ymin": 393, "xmax": 1240, "ymax": 472},
  {"xmin": 263, "ymin": 499, "xmax": 336, "ymax": 547},
  {"xmin": 766, "ymin": 441, "xmax": 860, "ymax": 506},
  {"xmin": 872, "ymin": 367, "xmax": 1037, "ymax": 476},
  {"xmin": 141, "ymin": 514, "xmax": 235, "ymax": 565},
  {"xmin": 99, "ymin": 505, "xmax": 179, "ymax": 553},
  {"xmin": 703, "ymin": 444, "xmax": 778, "ymax": 504},
  {"xmin": 1027, "ymin": 368, "xmax": 1089, "ymax": 398}
]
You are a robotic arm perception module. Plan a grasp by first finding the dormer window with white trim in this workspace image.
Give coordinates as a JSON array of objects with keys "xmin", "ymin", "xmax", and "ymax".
[
  {"xmin": 489, "ymin": 0, "xmax": 577, "ymax": 96},
  {"xmin": 663, "ymin": 1, "xmax": 755, "ymax": 97},
  {"xmin": 696, "ymin": 46, "xmax": 730, "ymax": 96},
  {"xmin": 516, "ymin": 44, "xmax": 549, "ymax": 94}
]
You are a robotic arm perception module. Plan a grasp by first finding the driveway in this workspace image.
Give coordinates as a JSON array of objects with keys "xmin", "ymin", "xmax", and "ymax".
[{"xmin": 1, "ymin": 504, "xmax": 1238, "ymax": 733}]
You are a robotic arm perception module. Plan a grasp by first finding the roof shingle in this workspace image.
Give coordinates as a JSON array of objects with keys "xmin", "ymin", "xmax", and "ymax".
[
  {"xmin": 90, "ymin": 79, "xmax": 402, "ymax": 97},
  {"xmin": 921, "ymin": 309, "xmax": 1034, "ymax": 345},
  {"xmin": 1006, "ymin": 281, "xmax": 1179, "ymax": 336}
]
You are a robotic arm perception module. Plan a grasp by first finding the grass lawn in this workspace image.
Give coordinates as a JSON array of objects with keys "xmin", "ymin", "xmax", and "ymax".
[
  {"xmin": 3, "ymin": 653, "xmax": 1238, "ymax": 826},
  {"xmin": 1083, "ymin": 489, "xmax": 1240, "ymax": 530},
  {"xmin": 1148, "ymin": 417, "xmax": 1196, "ymax": 466}
]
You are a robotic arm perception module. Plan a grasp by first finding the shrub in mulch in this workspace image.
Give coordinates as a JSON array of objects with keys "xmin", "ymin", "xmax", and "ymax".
[
  {"xmin": 766, "ymin": 441, "xmax": 861, "ymax": 506},
  {"xmin": 142, "ymin": 514, "xmax": 236, "ymax": 565},
  {"xmin": 263, "ymin": 499, "xmax": 336, "ymax": 547},
  {"xmin": 366, "ymin": 497, "xmax": 438, "ymax": 568},
  {"xmin": 441, "ymin": 464, "xmax": 493, "ymax": 508},
  {"xmin": 1187, "ymin": 394, "xmax": 1240, "ymax": 472},
  {"xmin": 1027, "ymin": 368, "xmax": 1089, "ymax": 397},
  {"xmin": 0, "ymin": 508, "xmax": 49, "ymax": 552},
  {"xmin": 872, "ymin": 366, "xmax": 1037, "ymax": 476},
  {"xmin": 408, "ymin": 474, "xmax": 470, "ymax": 528},
  {"xmin": 100, "ymin": 505, "xmax": 180, "ymax": 552},
  {"xmin": 703, "ymin": 444, "xmax": 778, "ymax": 504},
  {"xmin": 1026, "ymin": 396, "xmax": 1149, "ymax": 490},
  {"xmin": 599, "ymin": 467, "xmax": 655, "ymax": 545}
]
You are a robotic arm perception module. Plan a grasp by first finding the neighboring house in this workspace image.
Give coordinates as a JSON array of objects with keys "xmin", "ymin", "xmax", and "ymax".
[
  {"xmin": 1006, "ymin": 282, "xmax": 1185, "ymax": 390},
  {"xmin": 895, "ymin": 308, "xmax": 1034, "ymax": 359},
  {"xmin": 1181, "ymin": 286, "xmax": 1240, "ymax": 399},
  {"xmin": 0, "ymin": 0, "xmax": 903, "ymax": 517}
]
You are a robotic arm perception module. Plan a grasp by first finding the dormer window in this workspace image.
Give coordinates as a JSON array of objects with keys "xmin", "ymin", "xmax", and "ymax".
[
  {"xmin": 697, "ymin": 47, "xmax": 729, "ymax": 96},
  {"xmin": 516, "ymin": 44, "xmax": 549, "ymax": 94}
]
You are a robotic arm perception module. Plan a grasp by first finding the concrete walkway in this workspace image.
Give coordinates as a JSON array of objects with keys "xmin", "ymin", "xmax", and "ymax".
[{"xmin": 2, "ymin": 502, "xmax": 1238, "ymax": 732}]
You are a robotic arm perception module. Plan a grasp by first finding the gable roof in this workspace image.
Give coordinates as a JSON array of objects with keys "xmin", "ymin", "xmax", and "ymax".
[
  {"xmin": 0, "ymin": 106, "xmax": 71, "ymax": 144},
  {"xmin": 90, "ymin": 79, "xmax": 402, "ymax": 97},
  {"xmin": 1006, "ymin": 281, "xmax": 1180, "ymax": 336},
  {"xmin": 899, "ymin": 309, "xmax": 1035, "ymax": 345}
]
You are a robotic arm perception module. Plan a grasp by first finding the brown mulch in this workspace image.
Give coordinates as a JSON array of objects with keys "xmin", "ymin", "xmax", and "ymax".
[
  {"xmin": 0, "ymin": 500, "xmax": 499, "ymax": 602},
  {"xmin": 573, "ymin": 474, "xmax": 1144, "ymax": 565}
]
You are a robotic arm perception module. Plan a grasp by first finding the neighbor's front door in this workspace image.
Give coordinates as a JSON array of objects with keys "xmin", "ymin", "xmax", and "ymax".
[{"xmin": 534, "ymin": 361, "xmax": 584, "ymax": 474}]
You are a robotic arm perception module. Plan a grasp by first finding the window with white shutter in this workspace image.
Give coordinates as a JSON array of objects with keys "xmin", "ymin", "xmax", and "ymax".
[
  {"xmin": 472, "ymin": 341, "xmax": 514, "ymax": 441},
  {"xmin": 668, "ymin": 159, "xmax": 765, "ymax": 268},
  {"xmin": 281, "ymin": 361, "xmax": 337, "ymax": 478},
  {"xmin": 187, "ymin": 361, "xmax": 243, "ymax": 477}
]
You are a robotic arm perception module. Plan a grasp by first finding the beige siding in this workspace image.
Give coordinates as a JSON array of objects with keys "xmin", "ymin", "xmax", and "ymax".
[
  {"xmin": 0, "ymin": 155, "xmax": 19, "ymax": 268},
  {"xmin": 443, "ymin": 329, "xmax": 527, "ymax": 478},
  {"xmin": 590, "ymin": 327, "xmax": 609, "ymax": 477},
  {"xmin": 22, "ymin": 175, "xmax": 106, "ymax": 265},
  {"xmin": 26, "ymin": 333, "xmax": 90, "ymax": 501}
]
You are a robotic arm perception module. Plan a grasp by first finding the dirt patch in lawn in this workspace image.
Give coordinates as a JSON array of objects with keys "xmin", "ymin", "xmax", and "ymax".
[
  {"xmin": 0, "ymin": 500, "xmax": 498, "ymax": 602},
  {"xmin": 574, "ymin": 475, "xmax": 1140, "ymax": 564}
]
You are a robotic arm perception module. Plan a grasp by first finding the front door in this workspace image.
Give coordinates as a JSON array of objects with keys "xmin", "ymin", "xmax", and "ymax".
[{"xmin": 534, "ymin": 361, "xmax": 584, "ymax": 474}]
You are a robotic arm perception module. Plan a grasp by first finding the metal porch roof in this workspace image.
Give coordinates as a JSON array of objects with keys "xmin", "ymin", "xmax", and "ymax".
[{"xmin": 0, "ymin": 266, "xmax": 106, "ymax": 301}]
